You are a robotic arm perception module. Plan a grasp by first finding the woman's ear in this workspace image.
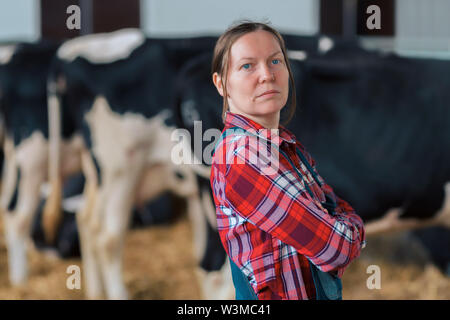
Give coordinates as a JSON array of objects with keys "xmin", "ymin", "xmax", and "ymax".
[{"xmin": 212, "ymin": 72, "xmax": 224, "ymax": 97}]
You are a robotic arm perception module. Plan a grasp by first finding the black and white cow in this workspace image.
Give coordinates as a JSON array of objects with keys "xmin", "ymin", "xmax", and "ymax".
[
  {"xmin": 0, "ymin": 41, "xmax": 192, "ymax": 289},
  {"xmin": 0, "ymin": 41, "xmax": 62, "ymax": 286},
  {"xmin": 289, "ymin": 47, "xmax": 450, "ymax": 234},
  {"xmin": 44, "ymin": 28, "xmax": 234, "ymax": 299},
  {"xmin": 173, "ymin": 35, "xmax": 450, "ymax": 276}
]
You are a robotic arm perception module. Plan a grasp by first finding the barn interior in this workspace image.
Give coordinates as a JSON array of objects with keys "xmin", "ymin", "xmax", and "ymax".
[{"xmin": 0, "ymin": 0, "xmax": 449, "ymax": 300}]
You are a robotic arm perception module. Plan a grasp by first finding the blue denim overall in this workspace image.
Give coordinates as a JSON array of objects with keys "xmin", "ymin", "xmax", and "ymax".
[
  {"xmin": 279, "ymin": 146, "xmax": 343, "ymax": 300},
  {"xmin": 215, "ymin": 126, "xmax": 342, "ymax": 300}
]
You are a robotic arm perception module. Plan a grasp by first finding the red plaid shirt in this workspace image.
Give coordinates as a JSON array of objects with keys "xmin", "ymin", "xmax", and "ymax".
[{"xmin": 210, "ymin": 111, "xmax": 366, "ymax": 300}]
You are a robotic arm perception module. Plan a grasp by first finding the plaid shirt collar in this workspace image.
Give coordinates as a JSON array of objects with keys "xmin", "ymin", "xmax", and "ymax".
[{"xmin": 224, "ymin": 111, "xmax": 297, "ymax": 147}]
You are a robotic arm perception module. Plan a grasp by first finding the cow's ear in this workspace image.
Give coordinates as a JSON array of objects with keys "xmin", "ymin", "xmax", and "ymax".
[{"xmin": 212, "ymin": 72, "xmax": 224, "ymax": 97}]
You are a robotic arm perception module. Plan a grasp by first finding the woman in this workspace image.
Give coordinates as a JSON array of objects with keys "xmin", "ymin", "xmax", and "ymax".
[{"xmin": 210, "ymin": 21, "xmax": 366, "ymax": 300}]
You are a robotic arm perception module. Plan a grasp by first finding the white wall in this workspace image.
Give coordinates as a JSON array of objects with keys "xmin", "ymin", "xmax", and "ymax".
[
  {"xmin": 395, "ymin": 0, "xmax": 450, "ymax": 56},
  {"xmin": 0, "ymin": 0, "xmax": 40, "ymax": 42},
  {"xmin": 0, "ymin": 0, "xmax": 447, "ymax": 58},
  {"xmin": 141, "ymin": 0, "xmax": 319, "ymax": 37}
]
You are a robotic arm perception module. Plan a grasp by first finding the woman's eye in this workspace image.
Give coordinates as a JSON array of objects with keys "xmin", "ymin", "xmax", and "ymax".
[
  {"xmin": 272, "ymin": 59, "xmax": 280, "ymax": 65},
  {"xmin": 242, "ymin": 63, "xmax": 251, "ymax": 70}
]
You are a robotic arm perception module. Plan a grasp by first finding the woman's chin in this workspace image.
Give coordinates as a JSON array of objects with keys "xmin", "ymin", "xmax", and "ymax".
[{"xmin": 255, "ymin": 104, "xmax": 284, "ymax": 116}]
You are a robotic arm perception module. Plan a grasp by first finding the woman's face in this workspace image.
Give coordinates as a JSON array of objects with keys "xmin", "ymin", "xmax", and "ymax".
[{"xmin": 214, "ymin": 30, "xmax": 289, "ymax": 128}]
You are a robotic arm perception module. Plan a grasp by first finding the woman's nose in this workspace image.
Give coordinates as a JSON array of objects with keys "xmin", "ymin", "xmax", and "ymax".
[{"xmin": 259, "ymin": 65, "xmax": 275, "ymax": 83}]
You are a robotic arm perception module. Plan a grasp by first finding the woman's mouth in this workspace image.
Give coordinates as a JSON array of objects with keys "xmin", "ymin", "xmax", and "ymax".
[{"xmin": 256, "ymin": 90, "xmax": 280, "ymax": 98}]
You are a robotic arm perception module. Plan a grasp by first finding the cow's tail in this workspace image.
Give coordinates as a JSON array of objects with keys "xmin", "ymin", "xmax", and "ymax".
[{"xmin": 42, "ymin": 67, "xmax": 63, "ymax": 244}]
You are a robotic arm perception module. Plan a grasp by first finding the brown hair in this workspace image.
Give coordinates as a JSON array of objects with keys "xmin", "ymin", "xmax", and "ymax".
[{"xmin": 211, "ymin": 20, "xmax": 296, "ymax": 126}]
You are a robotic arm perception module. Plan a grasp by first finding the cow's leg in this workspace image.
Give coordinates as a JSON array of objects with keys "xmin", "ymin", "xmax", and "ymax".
[
  {"xmin": 0, "ymin": 139, "xmax": 22, "ymax": 285},
  {"xmin": 185, "ymin": 193, "xmax": 207, "ymax": 263},
  {"xmin": 96, "ymin": 154, "xmax": 146, "ymax": 300},
  {"xmin": 96, "ymin": 170, "xmax": 140, "ymax": 300},
  {"xmin": 0, "ymin": 138, "xmax": 18, "ymax": 213},
  {"xmin": 136, "ymin": 162, "xmax": 206, "ymax": 261},
  {"xmin": 3, "ymin": 215, "xmax": 28, "ymax": 286},
  {"xmin": 195, "ymin": 258, "xmax": 235, "ymax": 300},
  {"xmin": 167, "ymin": 165, "xmax": 234, "ymax": 299},
  {"xmin": 3, "ymin": 133, "xmax": 47, "ymax": 286},
  {"xmin": 194, "ymin": 185, "xmax": 234, "ymax": 300},
  {"xmin": 4, "ymin": 167, "xmax": 45, "ymax": 285},
  {"xmin": 168, "ymin": 165, "xmax": 207, "ymax": 262},
  {"xmin": 75, "ymin": 149, "xmax": 104, "ymax": 299},
  {"xmin": 0, "ymin": 151, "xmax": 24, "ymax": 285}
]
